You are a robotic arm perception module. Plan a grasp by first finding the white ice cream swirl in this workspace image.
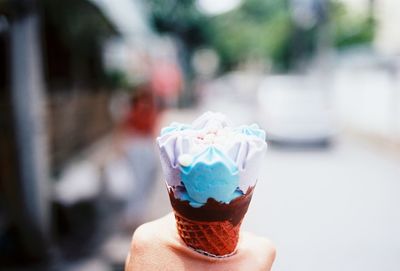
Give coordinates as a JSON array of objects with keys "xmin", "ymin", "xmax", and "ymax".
[{"xmin": 157, "ymin": 112, "xmax": 267, "ymax": 195}]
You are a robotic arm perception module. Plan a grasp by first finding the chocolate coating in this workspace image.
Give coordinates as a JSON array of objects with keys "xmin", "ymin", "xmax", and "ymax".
[{"xmin": 168, "ymin": 186, "xmax": 254, "ymax": 226}]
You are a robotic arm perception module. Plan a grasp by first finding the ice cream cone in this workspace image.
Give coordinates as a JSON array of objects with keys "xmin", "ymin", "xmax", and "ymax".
[
  {"xmin": 157, "ymin": 112, "xmax": 267, "ymax": 257},
  {"xmin": 174, "ymin": 212, "xmax": 241, "ymax": 257},
  {"xmin": 168, "ymin": 186, "xmax": 254, "ymax": 257}
]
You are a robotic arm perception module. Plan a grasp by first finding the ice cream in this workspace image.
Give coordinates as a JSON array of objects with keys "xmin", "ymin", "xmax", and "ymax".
[{"xmin": 157, "ymin": 111, "xmax": 267, "ymax": 256}]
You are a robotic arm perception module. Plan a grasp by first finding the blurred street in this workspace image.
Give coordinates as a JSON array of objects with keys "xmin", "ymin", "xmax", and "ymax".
[{"xmin": 245, "ymin": 138, "xmax": 400, "ymax": 271}]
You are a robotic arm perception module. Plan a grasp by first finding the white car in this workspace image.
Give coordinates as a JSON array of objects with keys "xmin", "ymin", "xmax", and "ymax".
[{"xmin": 257, "ymin": 75, "xmax": 335, "ymax": 147}]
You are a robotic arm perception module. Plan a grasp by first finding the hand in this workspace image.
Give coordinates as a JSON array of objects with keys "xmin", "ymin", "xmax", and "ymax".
[{"xmin": 125, "ymin": 213, "xmax": 276, "ymax": 271}]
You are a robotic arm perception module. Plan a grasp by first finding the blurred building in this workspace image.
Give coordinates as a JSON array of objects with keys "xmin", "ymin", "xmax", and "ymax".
[
  {"xmin": 0, "ymin": 0, "xmax": 121, "ymax": 265},
  {"xmin": 0, "ymin": 0, "xmax": 153, "ymax": 267}
]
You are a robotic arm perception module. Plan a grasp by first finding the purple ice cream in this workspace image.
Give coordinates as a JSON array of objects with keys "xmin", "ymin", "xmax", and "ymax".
[{"xmin": 157, "ymin": 112, "xmax": 267, "ymax": 207}]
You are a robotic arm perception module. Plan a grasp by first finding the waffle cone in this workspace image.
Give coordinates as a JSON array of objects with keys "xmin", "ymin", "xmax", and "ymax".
[{"xmin": 174, "ymin": 211, "xmax": 242, "ymax": 257}]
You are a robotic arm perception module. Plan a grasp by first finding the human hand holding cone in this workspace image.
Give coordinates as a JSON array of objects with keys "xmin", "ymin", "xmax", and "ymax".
[{"xmin": 157, "ymin": 112, "xmax": 267, "ymax": 257}]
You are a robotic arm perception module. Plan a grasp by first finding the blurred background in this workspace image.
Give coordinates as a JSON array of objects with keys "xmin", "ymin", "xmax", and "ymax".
[{"xmin": 1, "ymin": 0, "xmax": 400, "ymax": 270}]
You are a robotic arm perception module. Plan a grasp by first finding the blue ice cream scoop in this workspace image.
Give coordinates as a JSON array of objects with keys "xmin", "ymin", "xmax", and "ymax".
[
  {"xmin": 179, "ymin": 146, "xmax": 239, "ymax": 205},
  {"xmin": 161, "ymin": 122, "xmax": 192, "ymax": 136},
  {"xmin": 234, "ymin": 124, "xmax": 266, "ymax": 140}
]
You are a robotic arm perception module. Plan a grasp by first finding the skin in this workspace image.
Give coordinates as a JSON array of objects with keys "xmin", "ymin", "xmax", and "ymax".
[{"xmin": 125, "ymin": 213, "xmax": 276, "ymax": 271}]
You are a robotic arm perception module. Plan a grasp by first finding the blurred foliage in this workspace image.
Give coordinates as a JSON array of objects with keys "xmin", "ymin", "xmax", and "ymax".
[
  {"xmin": 208, "ymin": 0, "xmax": 292, "ymax": 70},
  {"xmin": 146, "ymin": 0, "xmax": 292, "ymax": 71},
  {"xmin": 3, "ymin": 0, "xmax": 376, "ymax": 75},
  {"xmin": 331, "ymin": 0, "xmax": 375, "ymax": 48},
  {"xmin": 146, "ymin": 0, "xmax": 208, "ymax": 104},
  {"xmin": 147, "ymin": 0, "xmax": 209, "ymax": 49},
  {"xmin": 104, "ymin": 69, "xmax": 131, "ymax": 90},
  {"xmin": 146, "ymin": 0, "xmax": 375, "ymax": 72}
]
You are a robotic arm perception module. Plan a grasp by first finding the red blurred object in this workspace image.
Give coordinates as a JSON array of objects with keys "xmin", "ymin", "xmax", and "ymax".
[
  {"xmin": 151, "ymin": 61, "xmax": 182, "ymax": 99},
  {"xmin": 123, "ymin": 84, "xmax": 161, "ymax": 136}
]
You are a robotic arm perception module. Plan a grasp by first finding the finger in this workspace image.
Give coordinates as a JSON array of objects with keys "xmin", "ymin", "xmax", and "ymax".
[
  {"xmin": 239, "ymin": 232, "xmax": 276, "ymax": 270},
  {"xmin": 124, "ymin": 252, "xmax": 131, "ymax": 271}
]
